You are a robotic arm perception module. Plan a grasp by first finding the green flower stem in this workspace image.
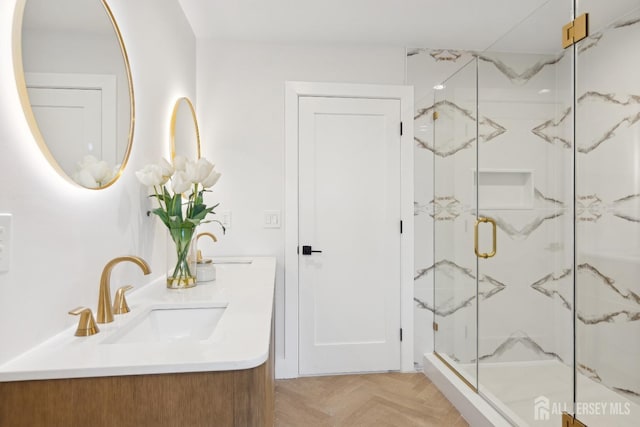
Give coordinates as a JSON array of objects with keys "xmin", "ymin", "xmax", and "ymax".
[
  {"xmin": 153, "ymin": 185, "xmax": 167, "ymax": 213},
  {"xmin": 170, "ymin": 228, "xmax": 194, "ymax": 280},
  {"xmin": 186, "ymin": 183, "xmax": 199, "ymax": 218}
]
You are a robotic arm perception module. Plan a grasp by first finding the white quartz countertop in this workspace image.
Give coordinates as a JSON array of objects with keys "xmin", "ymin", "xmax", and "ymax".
[{"xmin": 0, "ymin": 257, "xmax": 276, "ymax": 382}]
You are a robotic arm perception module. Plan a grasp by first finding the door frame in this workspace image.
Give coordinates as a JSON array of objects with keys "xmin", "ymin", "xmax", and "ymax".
[
  {"xmin": 281, "ymin": 81, "xmax": 414, "ymax": 378},
  {"xmin": 25, "ymin": 72, "xmax": 118, "ymax": 164}
]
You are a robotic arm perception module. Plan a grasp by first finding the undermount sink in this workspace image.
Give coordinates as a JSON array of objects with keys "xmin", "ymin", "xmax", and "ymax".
[
  {"xmin": 213, "ymin": 259, "xmax": 253, "ymax": 265},
  {"xmin": 104, "ymin": 305, "xmax": 227, "ymax": 344}
]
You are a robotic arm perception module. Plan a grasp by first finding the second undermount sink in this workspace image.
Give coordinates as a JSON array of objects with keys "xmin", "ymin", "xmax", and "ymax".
[
  {"xmin": 212, "ymin": 259, "xmax": 253, "ymax": 265},
  {"xmin": 104, "ymin": 305, "xmax": 227, "ymax": 344}
]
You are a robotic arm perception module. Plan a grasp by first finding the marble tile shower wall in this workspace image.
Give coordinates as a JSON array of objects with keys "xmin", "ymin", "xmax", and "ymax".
[
  {"xmin": 476, "ymin": 50, "xmax": 573, "ymax": 368},
  {"xmin": 408, "ymin": 48, "xmax": 477, "ymax": 366},
  {"xmin": 575, "ymin": 10, "xmax": 640, "ymax": 405},
  {"xmin": 408, "ymin": 48, "xmax": 573, "ymax": 368},
  {"xmin": 409, "ymin": 8, "xmax": 640, "ymax": 404}
]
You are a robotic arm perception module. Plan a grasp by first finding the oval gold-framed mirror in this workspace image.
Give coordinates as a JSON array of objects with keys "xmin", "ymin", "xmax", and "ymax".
[
  {"xmin": 13, "ymin": 0, "xmax": 135, "ymax": 189},
  {"xmin": 170, "ymin": 97, "xmax": 201, "ymax": 161}
]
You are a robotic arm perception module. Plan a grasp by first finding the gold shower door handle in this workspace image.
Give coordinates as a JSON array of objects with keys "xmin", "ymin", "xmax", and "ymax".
[{"xmin": 474, "ymin": 217, "xmax": 497, "ymax": 259}]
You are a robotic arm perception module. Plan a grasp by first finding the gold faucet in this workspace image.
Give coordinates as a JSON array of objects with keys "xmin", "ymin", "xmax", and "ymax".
[
  {"xmin": 97, "ymin": 256, "xmax": 151, "ymax": 324},
  {"xmin": 196, "ymin": 232, "xmax": 217, "ymax": 263}
]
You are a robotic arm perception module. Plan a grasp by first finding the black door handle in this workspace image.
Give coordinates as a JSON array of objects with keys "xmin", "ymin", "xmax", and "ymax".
[{"xmin": 302, "ymin": 245, "xmax": 322, "ymax": 255}]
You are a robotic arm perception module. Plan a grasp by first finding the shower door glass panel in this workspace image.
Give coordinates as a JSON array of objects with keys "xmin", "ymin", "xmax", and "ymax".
[
  {"xmin": 476, "ymin": 0, "xmax": 575, "ymax": 425},
  {"xmin": 433, "ymin": 58, "xmax": 478, "ymax": 389},
  {"xmin": 575, "ymin": 1, "xmax": 640, "ymax": 425}
]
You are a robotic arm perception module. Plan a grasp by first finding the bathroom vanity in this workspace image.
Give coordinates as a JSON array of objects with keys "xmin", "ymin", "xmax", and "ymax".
[{"xmin": 0, "ymin": 257, "xmax": 276, "ymax": 427}]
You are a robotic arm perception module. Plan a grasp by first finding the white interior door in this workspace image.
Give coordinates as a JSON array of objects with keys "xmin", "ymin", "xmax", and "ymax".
[
  {"xmin": 298, "ymin": 96, "xmax": 402, "ymax": 375},
  {"xmin": 27, "ymin": 87, "xmax": 104, "ymax": 173}
]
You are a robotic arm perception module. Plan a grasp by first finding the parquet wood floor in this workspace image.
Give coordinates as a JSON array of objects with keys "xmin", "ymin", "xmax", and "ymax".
[{"xmin": 275, "ymin": 372, "xmax": 469, "ymax": 426}]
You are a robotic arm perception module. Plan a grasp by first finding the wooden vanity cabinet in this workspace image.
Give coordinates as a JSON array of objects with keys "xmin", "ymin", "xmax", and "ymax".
[{"xmin": 0, "ymin": 332, "xmax": 274, "ymax": 427}]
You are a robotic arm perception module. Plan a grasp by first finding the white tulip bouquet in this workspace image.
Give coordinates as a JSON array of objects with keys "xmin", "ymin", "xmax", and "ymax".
[{"xmin": 136, "ymin": 156, "xmax": 222, "ymax": 288}]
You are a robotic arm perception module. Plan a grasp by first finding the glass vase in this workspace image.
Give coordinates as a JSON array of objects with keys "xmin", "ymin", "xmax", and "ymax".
[{"xmin": 167, "ymin": 226, "xmax": 197, "ymax": 289}]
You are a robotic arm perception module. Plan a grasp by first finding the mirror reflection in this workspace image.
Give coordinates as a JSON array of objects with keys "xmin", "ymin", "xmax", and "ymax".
[
  {"xmin": 170, "ymin": 97, "xmax": 201, "ymax": 161},
  {"xmin": 16, "ymin": 0, "xmax": 134, "ymax": 189}
]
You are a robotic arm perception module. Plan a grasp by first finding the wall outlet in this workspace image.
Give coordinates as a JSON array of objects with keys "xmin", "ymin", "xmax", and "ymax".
[
  {"xmin": 0, "ymin": 214, "xmax": 12, "ymax": 273},
  {"xmin": 263, "ymin": 210, "xmax": 281, "ymax": 229}
]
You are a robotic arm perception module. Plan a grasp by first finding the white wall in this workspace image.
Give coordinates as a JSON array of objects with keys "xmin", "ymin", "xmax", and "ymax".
[
  {"xmin": 0, "ymin": 0, "xmax": 195, "ymax": 364},
  {"xmin": 195, "ymin": 40, "xmax": 406, "ymax": 375}
]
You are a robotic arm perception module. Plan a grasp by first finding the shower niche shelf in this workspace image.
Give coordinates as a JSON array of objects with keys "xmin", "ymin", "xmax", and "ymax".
[{"xmin": 473, "ymin": 169, "xmax": 534, "ymax": 210}]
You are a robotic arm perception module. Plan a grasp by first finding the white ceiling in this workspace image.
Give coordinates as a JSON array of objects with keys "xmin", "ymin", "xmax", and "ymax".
[{"xmin": 177, "ymin": 0, "xmax": 555, "ymax": 51}]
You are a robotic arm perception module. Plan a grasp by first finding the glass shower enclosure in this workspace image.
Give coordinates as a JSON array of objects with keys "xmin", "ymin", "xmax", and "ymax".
[{"xmin": 432, "ymin": 0, "xmax": 640, "ymax": 425}]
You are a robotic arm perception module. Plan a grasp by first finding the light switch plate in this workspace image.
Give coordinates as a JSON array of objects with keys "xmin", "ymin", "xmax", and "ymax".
[
  {"xmin": 0, "ymin": 214, "xmax": 12, "ymax": 273},
  {"xmin": 263, "ymin": 210, "xmax": 281, "ymax": 229}
]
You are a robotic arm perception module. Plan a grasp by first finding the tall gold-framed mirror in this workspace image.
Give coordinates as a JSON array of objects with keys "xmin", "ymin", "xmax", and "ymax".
[
  {"xmin": 170, "ymin": 97, "xmax": 201, "ymax": 160},
  {"xmin": 13, "ymin": 0, "xmax": 134, "ymax": 189}
]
